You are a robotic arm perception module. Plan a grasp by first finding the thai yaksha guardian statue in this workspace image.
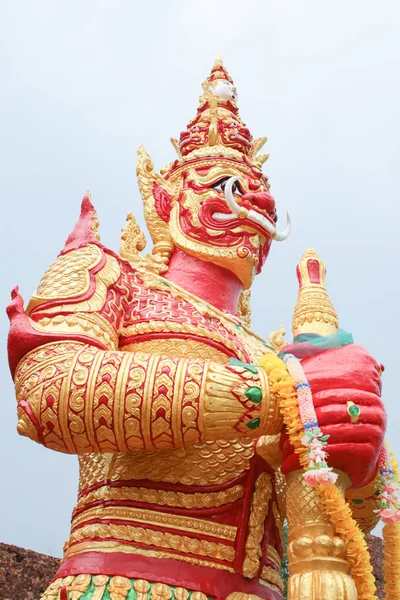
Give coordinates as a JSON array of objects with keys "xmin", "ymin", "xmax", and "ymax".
[{"xmin": 8, "ymin": 59, "xmax": 398, "ymax": 600}]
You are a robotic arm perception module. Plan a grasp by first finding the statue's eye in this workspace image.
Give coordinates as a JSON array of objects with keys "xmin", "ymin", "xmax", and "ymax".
[{"xmin": 212, "ymin": 177, "xmax": 244, "ymax": 195}]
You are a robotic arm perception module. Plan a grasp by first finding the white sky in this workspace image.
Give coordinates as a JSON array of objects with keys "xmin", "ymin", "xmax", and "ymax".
[{"xmin": 0, "ymin": 0, "xmax": 399, "ymax": 557}]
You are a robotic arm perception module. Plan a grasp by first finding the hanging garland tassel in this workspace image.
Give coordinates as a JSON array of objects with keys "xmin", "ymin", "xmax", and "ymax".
[
  {"xmin": 377, "ymin": 443, "xmax": 400, "ymax": 600},
  {"xmin": 383, "ymin": 522, "xmax": 400, "ymax": 600},
  {"xmin": 258, "ymin": 352, "xmax": 377, "ymax": 600},
  {"xmin": 316, "ymin": 482, "xmax": 377, "ymax": 599}
]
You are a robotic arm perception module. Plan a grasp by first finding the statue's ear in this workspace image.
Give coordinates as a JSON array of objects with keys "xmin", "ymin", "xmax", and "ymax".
[
  {"xmin": 153, "ymin": 182, "xmax": 173, "ymax": 222},
  {"xmin": 136, "ymin": 146, "xmax": 174, "ymax": 259}
]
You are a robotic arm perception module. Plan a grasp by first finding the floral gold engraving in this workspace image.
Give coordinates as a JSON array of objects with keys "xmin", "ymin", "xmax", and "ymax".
[{"xmin": 242, "ymin": 473, "xmax": 272, "ymax": 578}]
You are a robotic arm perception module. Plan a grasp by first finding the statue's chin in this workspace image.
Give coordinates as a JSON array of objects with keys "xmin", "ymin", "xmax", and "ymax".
[
  {"xmin": 173, "ymin": 239, "xmax": 256, "ymax": 290},
  {"xmin": 168, "ymin": 208, "xmax": 258, "ymax": 289}
]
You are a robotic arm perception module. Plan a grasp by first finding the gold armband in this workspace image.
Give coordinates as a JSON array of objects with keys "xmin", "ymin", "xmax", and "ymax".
[{"xmin": 14, "ymin": 341, "xmax": 281, "ymax": 454}]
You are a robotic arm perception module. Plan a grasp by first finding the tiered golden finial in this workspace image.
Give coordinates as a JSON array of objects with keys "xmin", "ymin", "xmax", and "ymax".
[
  {"xmin": 169, "ymin": 57, "xmax": 269, "ymax": 166},
  {"xmin": 292, "ymin": 248, "xmax": 339, "ymax": 337}
]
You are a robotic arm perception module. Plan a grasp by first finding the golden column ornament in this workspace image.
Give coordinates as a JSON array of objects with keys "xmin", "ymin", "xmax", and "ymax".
[{"xmin": 286, "ymin": 249, "xmax": 357, "ymax": 600}]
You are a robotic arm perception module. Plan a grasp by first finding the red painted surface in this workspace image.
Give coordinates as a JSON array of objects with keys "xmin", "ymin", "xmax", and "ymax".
[
  {"xmin": 6, "ymin": 287, "xmax": 107, "ymax": 376},
  {"xmin": 281, "ymin": 344, "xmax": 386, "ymax": 488},
  {"xmin": 63, "ymin": 193, "xmax": 99, "ymax": 252},
  {"xmin": 165, "ymin": 249, "xmax": 243, "ymax": 315},
  {"xmin": 242, "ymin": 190, "xmax": 276, "ymax": 217},
  {"xmin": 153, "ymin": 182, "xmax": 172, "ymax": 222},
  {"xmin": 54, "ymin": 552, "xmax": 282, "ymax": 600},
  {"xmin": 296, "ymin": 265, "xmax": 302, "ymax": 287},
  {"xmin": 60, "ymin": 587, "xmax": 68, "ymax": 600},
  {"xmin": 307, "ymin": 259, "xmax": 321, "ymax": 284}
]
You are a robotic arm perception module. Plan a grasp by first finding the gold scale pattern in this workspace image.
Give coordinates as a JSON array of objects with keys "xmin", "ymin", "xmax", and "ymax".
[{"xmin": 32, "ymin": 244, "xmax": 102, "ymax": 302}]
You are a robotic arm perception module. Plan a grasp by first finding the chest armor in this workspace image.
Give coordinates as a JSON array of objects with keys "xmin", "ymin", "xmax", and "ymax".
[{"xmin": 65, "ymin": 277, "xmax": 283, "ymax": 592}]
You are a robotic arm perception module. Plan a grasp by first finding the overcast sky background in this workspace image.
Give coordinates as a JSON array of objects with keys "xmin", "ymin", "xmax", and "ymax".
[{"xmin": 0, "ymin": 0, "xmax": 399, "ymax": 557}]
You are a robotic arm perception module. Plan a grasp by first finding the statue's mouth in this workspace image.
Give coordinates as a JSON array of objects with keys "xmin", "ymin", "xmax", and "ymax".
[
  {"xmin": 200, "ymin": 200, "xmax": 274, "ymax": 239},
  {"xmin": 207, "ymin": 177, "xmax": 291, "ymax": 242}
]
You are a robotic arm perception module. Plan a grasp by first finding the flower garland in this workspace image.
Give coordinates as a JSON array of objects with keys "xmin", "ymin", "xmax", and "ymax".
[
  {"xmin": 375, "ymin": 443, "xmax": 400, "ymax": 524},
  {"xmin": 316, "ymin": 482, "xmax": 376, "ymax": 599},
  {"xmin": 378, "ymin": 443, "xmax": 400, "ymax": 600},
  {"xmin": 383, "ymin": 521, "xmax": 400, "ymax": 600},
  {"xmin": 282, "ymin": 353, "xmax": 338, "ymax": 485},
  {"xmin": 258, "ymin": 352, "xmax": 377, "ymax": 600}
]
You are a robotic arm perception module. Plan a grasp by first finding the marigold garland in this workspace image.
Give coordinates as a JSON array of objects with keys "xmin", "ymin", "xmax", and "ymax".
[
  {"xmin": 316, "ymin": 482, "xmax": 377, "ymax": 599},
  {"xmin": 258, "ymin": 353, "xmax": 307, "ymax": 466},
  {"xmin": 258, "ymin": 352, "xmax": 377, "ymax": 600},
  {"xmin": 382, "ymin": 445, "xmax": 400, "ymax": 599},
  {"xmin": 383, "ymin": 523, "xmax": 400, "ymax": 599}
]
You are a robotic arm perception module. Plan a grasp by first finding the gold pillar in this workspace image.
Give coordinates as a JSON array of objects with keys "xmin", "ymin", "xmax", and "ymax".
[
  {"xmin": 288, "ymin": 249, "xmax": 357, "ymax": 597},
  {"xmin": 286, "ymin": 471, "xmax": 357, "ymax": 599}
]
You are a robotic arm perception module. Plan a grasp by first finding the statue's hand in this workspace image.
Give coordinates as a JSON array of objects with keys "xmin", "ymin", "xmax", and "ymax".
[{"xmin": 281, "ymin": 344, "xmax": 386, "ymax": 487}]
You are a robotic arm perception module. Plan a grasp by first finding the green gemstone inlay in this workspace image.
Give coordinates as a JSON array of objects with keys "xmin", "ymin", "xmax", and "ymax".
[
  {"xmin": 246, "ymin": 417, "xmax": 261, "ymax": 430},
  {"xmin": 348, "ymin": 404, "xmax": 360, "ymax": 416},
  {"xmin": 245, "ymin": 386, "xmax": 263, "ymax": 403}
]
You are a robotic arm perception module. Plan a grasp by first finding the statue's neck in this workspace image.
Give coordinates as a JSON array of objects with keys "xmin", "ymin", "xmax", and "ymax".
[{"xmin": 164, "ymin": 249, "xmax": 243, "ymax": 315}]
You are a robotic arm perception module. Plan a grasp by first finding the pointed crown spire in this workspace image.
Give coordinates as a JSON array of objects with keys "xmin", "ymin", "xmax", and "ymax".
[
  {"xmin": 166, "ymin": 58, "xmax": 268, "ymax": 171},
  {"xmin": 292, "ymin": 248, "xmax": 339, "ymax": 337}
]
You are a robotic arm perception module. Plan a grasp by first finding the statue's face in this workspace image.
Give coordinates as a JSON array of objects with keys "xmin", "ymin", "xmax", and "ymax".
[{"xmin": 165, "ymin": 158, "xmax": 277, "ymax": 288}]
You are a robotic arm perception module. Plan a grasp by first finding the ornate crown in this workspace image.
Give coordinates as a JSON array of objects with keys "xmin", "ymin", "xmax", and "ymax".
[
  {"xmin": 166, "ymin": 58, "xmax": 270, "ymax": 173},
  {"xmin": 132, "ymin": 58, "xmax": 275, "ymax": 283}
]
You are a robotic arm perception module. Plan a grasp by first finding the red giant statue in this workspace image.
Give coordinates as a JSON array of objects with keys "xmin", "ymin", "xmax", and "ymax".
[{"xmin": 7, "ymin": 59, "xmax": 397, "ymax": 600}]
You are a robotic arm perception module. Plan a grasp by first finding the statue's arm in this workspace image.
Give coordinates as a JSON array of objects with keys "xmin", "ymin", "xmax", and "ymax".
[
  {"xmin": 12, "ymin": 338, "xmax": 279, "ymax": 453},
  {"xmin": 8, "ymin": 202, "xmax": 281, "ymax": 453}
]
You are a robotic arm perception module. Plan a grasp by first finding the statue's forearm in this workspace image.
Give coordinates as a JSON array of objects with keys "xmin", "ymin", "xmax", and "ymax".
[{"xmin": 14, "ymin": 340, "xmax": 280, "ymax": 453}]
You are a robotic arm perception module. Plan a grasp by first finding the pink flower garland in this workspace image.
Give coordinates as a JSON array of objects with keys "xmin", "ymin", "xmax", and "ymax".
[
  {"xmin": 282, "ymin": 353, "xmax": 338, "ymax": 486},
  {"xmin": 375, "ymin": 443, "xmax": 400, "ymax": 524},
  {"xmin": 283, "ymin": 354, "xmax": 400, "ymax": 524}
]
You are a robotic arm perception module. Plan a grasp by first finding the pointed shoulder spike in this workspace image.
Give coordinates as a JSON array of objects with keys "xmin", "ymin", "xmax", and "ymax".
[{"xmin": 63, "ymin": 191, "xmax": 100, "ymax": 252}]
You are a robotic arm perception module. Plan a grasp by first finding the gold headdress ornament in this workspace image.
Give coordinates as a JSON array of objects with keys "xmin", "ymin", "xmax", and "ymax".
[
  {"xmin": 134, "ymin": 58, "xmax": 271, "ymax": 272},
  {"xmin": 164, "ymin": 57, "xmax": 270, "ymax": 170}
]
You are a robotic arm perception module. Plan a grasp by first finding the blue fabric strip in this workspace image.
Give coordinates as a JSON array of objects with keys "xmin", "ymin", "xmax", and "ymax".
[{"xmin": 278, "ymin": 328, "xmax": 353, "ymax": 359}]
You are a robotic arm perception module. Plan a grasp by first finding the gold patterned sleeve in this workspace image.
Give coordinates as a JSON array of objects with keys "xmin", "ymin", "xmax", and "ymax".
[
  {"xmin": 345, "ymin": 474, "xmax": 381, "ymax": 534},
  {"xmin": 14, "ymin": 340, "xmax": 281, "ymax": 453}
]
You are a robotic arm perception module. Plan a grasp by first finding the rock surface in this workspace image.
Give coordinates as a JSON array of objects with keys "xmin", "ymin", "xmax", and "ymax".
[
  {"xmin": 0, "ymin": 535, "xmax": 386, "ymax": 599},
  {"xmin": 367, "ymin": 533, "xmax": 385, "ymax": 599},
  {"xmin": 0, "ymin": 543, "xmax": 60, "ymax": 600}
]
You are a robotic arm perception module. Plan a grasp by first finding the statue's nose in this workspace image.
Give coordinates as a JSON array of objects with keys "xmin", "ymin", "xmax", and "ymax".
[{"xmin": 242, "ymin": 191, "xmax": 276, "ymax": 218}]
